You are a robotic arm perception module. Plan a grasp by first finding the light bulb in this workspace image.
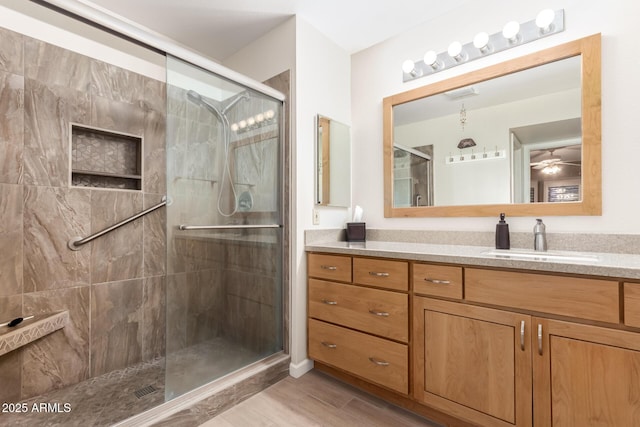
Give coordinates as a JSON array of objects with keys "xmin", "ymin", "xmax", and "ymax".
[
  {"xmin": 536, "ymin": 9, "xmax": 555, "ymax": 32},
  {"xmin": 447, "ymin": 41, "xmax": 465, "ymax": 62},
  {"xmin": 255, "ymin": 113, "xmax": 264, "ymax": 123},
  {"xmin": 247, "ymin": 117, "xmax": 255, "ymax": 126},
  {"xmin": 230, "ymin": 123, "xmax": 239, "ymax": 132},
  {"xmin": 239, "ymin": 120, "xmax": 247, "ymax": 129},
  {"xmin": 448, "ymin": 41, "xmax": 462, "ymax": 57},
  {"xmin": 502, "ymin": 21, "xmax": 520, "ymax": 42},
  {"xmin": 473, "ymin": 32, "xmax": 490, "ymax": 51},
  {"xmin": 423, "ymin": 50, "xmax": 438, "ymax": 68},
  {"xmin": 265, "ymin": 110, "xmax": 275, "ymax": 120},
  {"xmin": 402, "ymin": 59, "xmax": 415, "ymax": 74}
]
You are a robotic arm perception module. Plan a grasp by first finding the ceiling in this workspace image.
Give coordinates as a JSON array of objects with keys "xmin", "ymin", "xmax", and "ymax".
[{"xmin": 84, "ymin": 0, "xmax": 469, "ymax": 61}]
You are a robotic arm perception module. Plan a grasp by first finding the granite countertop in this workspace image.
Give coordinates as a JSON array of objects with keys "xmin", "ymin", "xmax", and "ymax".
[{"xmin": 305, "ymin": 240, "xmax": 640, "ymax": 280}]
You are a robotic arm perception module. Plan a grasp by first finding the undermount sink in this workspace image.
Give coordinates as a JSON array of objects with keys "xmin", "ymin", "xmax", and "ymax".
[{"xmin": 481, "ymin": 249, "xmax": 600, "ymax": 263}]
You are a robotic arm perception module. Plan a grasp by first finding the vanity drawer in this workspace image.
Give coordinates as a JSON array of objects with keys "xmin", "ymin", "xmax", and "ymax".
[
  {"xmin": 308, "ymin": 253, "xmax": 352, "ymax": 282},
  {"xmin": 413, "ymin": 264, "xmax": 463, "ymax": 299},
  {"xmin": 465, "ymin": 268, "xmax": 619, "ymax": 323},
  {"xmin": 308, "ymin": 318, "xmax": 408, "ymax": 394},
  {"xmin": 624, "ymin": 283, "xmax": 640, "ymax": 328},
  {"xmin": 353, "ymin": 257, "xmax": 408, "ymax": 291},
  {"xmin": 308, "ymin": 279, "xmax": 408, "ymax": 342}
]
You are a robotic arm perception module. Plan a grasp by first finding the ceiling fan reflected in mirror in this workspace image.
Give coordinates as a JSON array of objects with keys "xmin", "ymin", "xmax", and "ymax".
[{"xmin": 530, "ymin": 148, "xmax": 581, "ymax": 174}]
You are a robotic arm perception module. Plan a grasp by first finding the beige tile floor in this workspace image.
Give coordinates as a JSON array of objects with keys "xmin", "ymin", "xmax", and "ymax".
[{"xmin": 200, "ymin": 370, "xmax": 443, "ymax": 427}]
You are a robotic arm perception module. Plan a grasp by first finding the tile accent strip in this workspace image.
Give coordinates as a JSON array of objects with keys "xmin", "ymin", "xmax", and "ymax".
[{"xmin": 0, "ymin": 311, "xmax": 69, "ymax": 357}]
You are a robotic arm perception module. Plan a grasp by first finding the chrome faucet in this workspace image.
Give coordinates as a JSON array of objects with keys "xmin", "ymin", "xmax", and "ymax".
[
  {"xmin": 415, "ymin": 194, "xmax": 422, "ymax": 206},
  {"xmin": 534, "ymin": 219, "xmax": 547, "ymax": 252}
]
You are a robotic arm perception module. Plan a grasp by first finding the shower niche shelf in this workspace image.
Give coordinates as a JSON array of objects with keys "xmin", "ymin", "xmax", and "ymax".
[{"xmin": 71, "ymin": 124, "xmax": 142, "ymax": 190}]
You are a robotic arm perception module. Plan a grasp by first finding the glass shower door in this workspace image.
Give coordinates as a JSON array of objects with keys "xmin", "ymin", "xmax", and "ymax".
[{"xmin": 164, "ymin": 55, "xmax": 283, "ymax": 399}]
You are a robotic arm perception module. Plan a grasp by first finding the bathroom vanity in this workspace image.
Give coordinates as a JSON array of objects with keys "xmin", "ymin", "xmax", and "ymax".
[{"xmin": 306, "ymin": 241, "xmax": 640, "ymax": 427}]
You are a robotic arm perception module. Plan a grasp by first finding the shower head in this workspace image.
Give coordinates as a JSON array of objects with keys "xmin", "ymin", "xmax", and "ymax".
[
  {"xmin": 186, "ymin": 89, "xmax": 224, "ymax": 121},
  {"xmin": 221, "ymin": 92, "xmax": 250, "ymax": 115}
]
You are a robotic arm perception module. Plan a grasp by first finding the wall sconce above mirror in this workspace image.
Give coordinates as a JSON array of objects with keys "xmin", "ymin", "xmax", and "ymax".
[
  {"xmin": 315, "ymin": 115, "xmax": 351, "ymax": 208},
  {"xmin": 384, "ymin": 34, "xmax": 601, "ymax": 217},
  {"xmin": 402, "ymin": 9, "xmax": 565, "ymax": 82}
]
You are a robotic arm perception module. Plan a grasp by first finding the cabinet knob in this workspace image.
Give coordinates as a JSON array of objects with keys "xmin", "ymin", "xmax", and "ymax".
[
  {"xmin": 424, "ymin": 278, "xmax": 451, "ymax": 285},
  {"xmin": 369, "ymin": 271, "xmax": 390, "ymax": 277},
  {"xmin": 369, "ymin": 309, "xmax": 390, "ymax": 317},
  {"xmin": 368, "ymin": 357, "xmax": 390, "ymax": 366},
  {"xmin": 538, "ymin": 324, "xmax": 543, "ymax": 355}
]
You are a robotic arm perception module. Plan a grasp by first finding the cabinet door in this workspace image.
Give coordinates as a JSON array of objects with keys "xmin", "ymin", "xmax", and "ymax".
[
  {"xmin": 413, "ymin": 297, "xmax": 532, "ymax": 427},
  {"xmin": 534, "ymin": 318, "xmax": 640, "ymax": 426}
]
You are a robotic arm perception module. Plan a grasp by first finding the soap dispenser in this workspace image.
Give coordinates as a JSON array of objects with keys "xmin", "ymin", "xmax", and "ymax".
[
  {"xmin": 495, "ymin": 213, "xmax": 510, "ymax": 249},
  {"xmin": 534, "ymin": 218, "xmax": 547, "ymax": 252}
]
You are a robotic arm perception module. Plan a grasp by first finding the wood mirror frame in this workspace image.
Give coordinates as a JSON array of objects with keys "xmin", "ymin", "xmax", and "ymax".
[{"xmin": 383, "ymin": 34, "xmax": 601, "ymax": 217}]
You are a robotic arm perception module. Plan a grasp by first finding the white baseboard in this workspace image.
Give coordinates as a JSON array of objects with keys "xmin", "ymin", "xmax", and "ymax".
[{"xmin": 289, "ymin": 358, "xmax": 314, "ymax": 378}]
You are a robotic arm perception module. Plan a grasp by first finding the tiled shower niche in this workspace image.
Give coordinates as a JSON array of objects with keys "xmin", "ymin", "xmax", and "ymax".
[{"xmin": 71, "ymin": 124, "xmax": 143, "ymax": 190}]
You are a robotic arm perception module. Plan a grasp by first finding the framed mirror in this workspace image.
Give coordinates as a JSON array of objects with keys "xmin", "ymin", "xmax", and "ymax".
[
  {"xmin": 383, "ymin": 34, "xmax": 601, "ymax": 217},
  {"xmin": 315, "ymin": 114, "xmax": 351, "ymax": 207}
]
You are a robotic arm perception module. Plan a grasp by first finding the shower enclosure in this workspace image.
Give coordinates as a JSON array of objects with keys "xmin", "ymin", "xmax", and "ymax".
[
  {"xmin": 164, "ymin": 56, "xmax": 285, "ymax": 399},
  {"xmin": 0, "ymin": 3, "xmax": 287, "ymax": 425}
]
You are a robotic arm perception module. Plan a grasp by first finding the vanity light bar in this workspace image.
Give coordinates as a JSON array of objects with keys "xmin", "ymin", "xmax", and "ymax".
[
  {"xmin": 402, "ymin": 9, "xmax": 565, "ymax": 83},
  {"xmin": 445, "ymin": 149, "xmax": 506, "ymax": 164}
]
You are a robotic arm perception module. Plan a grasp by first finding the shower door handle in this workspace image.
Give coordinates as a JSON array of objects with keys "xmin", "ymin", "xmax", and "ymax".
[{"xmin": 178, "ymin": 224, "xmax": 282, "ymax": 230}]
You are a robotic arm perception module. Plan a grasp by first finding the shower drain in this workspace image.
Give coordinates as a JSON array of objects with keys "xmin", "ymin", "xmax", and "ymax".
[{"xmin": 134, "ymin": 385, "xmax": 158, "ymax": 399}]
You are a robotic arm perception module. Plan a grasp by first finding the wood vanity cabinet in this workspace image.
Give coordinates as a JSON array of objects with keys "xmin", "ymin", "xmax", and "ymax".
[
  {"xmin": 308, "ymin": 251, "xmax": 640, "ymax": 427},
  {"xmin": 413, "ymin": 297, "xmax": 532, "ymax": 427},
  {"xmin": 415, "ymin": 267, "xmax": 638, "ymax": 427},
  {"xmin": 533, "ymin": 318, "xmax": 640, "ymax": 426},
  {"xmin": 307, "ymin": 253, "xmax": 409, "ymax": 394}
]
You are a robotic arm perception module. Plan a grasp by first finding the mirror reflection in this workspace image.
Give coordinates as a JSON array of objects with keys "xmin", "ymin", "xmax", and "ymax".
[
  {"xmin": 392, "ymin": 55, "xmax": 582, "ymax": 208},
  {"xmin": 315, "ymin": 115, "xmax": 351, "ymax": 207}
]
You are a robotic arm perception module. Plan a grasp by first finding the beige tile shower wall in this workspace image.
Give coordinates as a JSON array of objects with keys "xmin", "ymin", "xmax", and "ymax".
[
  {"xmin": 223, "ymin": 238, "xmax": 279, "ymax": 354},
  {"xmin": 0, "ymin": 26, "xmax": 167, "ymax": 400}
]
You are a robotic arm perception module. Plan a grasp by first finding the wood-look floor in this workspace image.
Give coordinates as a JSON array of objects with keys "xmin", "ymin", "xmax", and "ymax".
[{"xmin": 199, "ymin": 370, "xmax": 442, "ymax": 427}]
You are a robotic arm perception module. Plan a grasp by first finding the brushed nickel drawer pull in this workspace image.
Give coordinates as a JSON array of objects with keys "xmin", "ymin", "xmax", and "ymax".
[
  {"xmin": 424, "ymin": 278, "xmax": 451, "ymax": 285},
  {"xmin": 368, "ymin": 357, "xmax": 390, "ymax": 366},
  {"xmin": 538, "ymin": 324, "xmax": 543, "ymax": 355},
  {"xmin": 520, "ymin": 320, "xmax": 525, "ymax": 351},
  {"xmin": 320, "ymin": 265, "xmax": 337, "ymax": 271},
  {"xmin": 321, "ymin": 342, "xmax": 337, "ymax": 349},
  {"xmin": 369, "ymin": 309, "xmax": 390, "ymax": 317},
  {"xmin": 321, "ymin": 299, "xmax": 338, "ymax": 305},
  {"xmin": 369, "ymin": 271, "xmax": 390, "ymax": 277}
]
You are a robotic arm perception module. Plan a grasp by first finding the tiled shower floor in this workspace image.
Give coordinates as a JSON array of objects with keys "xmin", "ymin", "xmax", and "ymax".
[{"xmin": 0, "ymin": 337, "xmax": 262, "ymax": 427}]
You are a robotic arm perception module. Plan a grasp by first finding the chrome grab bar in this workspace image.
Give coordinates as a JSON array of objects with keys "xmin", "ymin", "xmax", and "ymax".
[
  {"xmin": 68, "ymin": 197, "xmax": 167, "ymax": 251},
  {"xmin": 178, "ymin": 224, "xmax": 282, "ymax": 230}
]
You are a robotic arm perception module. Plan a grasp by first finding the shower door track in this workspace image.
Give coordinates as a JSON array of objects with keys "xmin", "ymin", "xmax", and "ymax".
[{"xmin": 178, "ymin": 224, "xmax": 281, "ymax": 231}]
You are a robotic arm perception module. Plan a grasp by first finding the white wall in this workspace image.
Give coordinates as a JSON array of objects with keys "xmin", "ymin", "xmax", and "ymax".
[
  {"xmin": 226, "ymin": 16, "xmax": 352, "ymax": 376},
  {"xmin": 352, "ymin": 0, "xmax": 640, "ymax": 234}
]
